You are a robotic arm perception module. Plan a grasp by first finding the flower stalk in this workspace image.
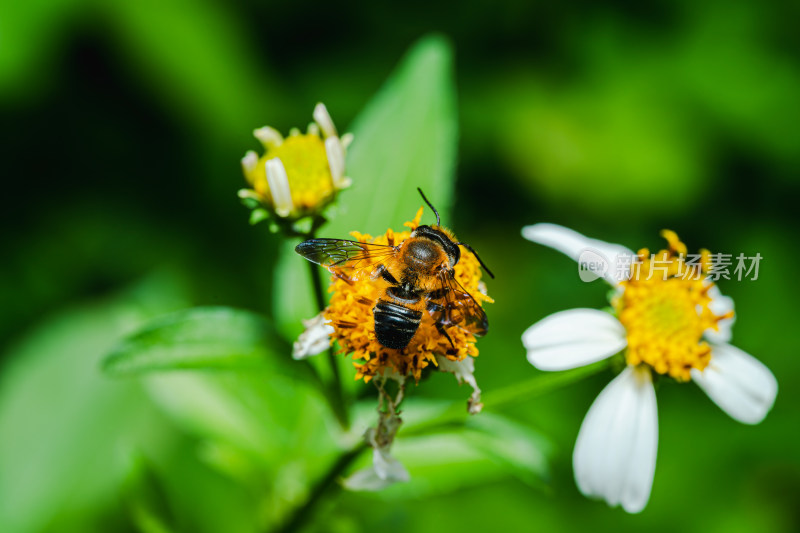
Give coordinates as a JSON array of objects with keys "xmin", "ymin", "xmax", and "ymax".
[
  {"xmin": 304, "ymin": 235, "xmax": 349, "ymax": 429},
  {"xmin": 273, "ymin": 441, "xmax": 367, "ymax": 533}
]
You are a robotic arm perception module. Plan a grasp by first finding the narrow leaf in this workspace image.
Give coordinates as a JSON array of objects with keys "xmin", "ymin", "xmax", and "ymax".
[
  {"xmin": 327, "ymin": 34, "xmax": 458, "ymax": 238},
  {"xmin": 103, "ymin": 307, "xmax": 284, "ymax": 376}
]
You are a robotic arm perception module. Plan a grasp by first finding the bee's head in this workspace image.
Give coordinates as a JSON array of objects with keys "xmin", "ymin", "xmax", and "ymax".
[{"xmin": 412, "ymin": 225, "xmax": 460, "ymax": 267}]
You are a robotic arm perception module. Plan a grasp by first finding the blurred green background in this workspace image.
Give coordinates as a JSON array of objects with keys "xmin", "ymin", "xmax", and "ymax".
[{"xmin": 1, "ymin": 0, "xmax": 799, "ymax": 532}]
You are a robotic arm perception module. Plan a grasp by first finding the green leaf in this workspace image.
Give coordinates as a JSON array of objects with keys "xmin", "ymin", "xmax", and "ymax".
[
  {"xmin": 0, "ymin": 276, "xmax": 187, "ymax": 533},
  {"xmin": 103, "ymin": 305, "xmax": 346, "ymax": 526},
  {"xmin": 0, "ymin": 0, "xmax": 87, "ymax": 98},
  {"xmin": 141, "ymin": 370, "xmax": 344, "ymax": 527},
  {"xmin": 124, "ymin": 456, "xmax": 177, "ymax": 533},
  {"xmin": 143, "ymin": 372, "xmax": 278, "ymax": 459},
  {"xmin": 462, "ymin": 413, "xmax": 551, "ymax": 486},
  {"xmin": 103, "ymin": 307, "xmax": 286, "ymax": 376},
  {"xmin": 142, "ymin": 437, "xmax": 263, "ymax": 533},
  {"xmin": 326, "ymin": 34, "xmax": 458, "ymax": 238}
]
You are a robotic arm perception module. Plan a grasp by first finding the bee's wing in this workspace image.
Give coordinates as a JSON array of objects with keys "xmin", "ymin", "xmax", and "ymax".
[
  {"xmin": 427, "ymin": 269, "xmax": 489, "ymax": 337},
  {"xmin": 295, "ymin": 238, "xmax": 398, "ymax": 279}
]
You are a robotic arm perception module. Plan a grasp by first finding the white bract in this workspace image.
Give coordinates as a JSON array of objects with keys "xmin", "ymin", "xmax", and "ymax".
[
  {"xmin": 341, "ymin": 446, "xmax": 410, "ymax": 492},
  {"xmin": 435, "ymin": 355, "xmax": 483, "ymax": 414},
  {"xmin": 292, "ymin": 313, "xmax": 334, "ymax": 360}
]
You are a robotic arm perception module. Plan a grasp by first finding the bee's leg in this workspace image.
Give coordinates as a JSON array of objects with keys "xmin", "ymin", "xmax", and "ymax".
[
  {"xmin": 426, "ymin": 301, "xmax": 456, "ymax": 348},
  {"xmin": 375, "ymin": 264, "xmax": 399, "ymax": 285},
  {"xmin": 428, "ymin": 287, "xmax": 450, "ymax": 300},
  {"xmin": 333, "ymin": 270, "xmax": 356, "ymax": 285},
  {"xmin": 435, "ymin": 321, "xmax": 456, "ymax": 349},
  {"xmin": 333, "ymin": 272, "xmax": 373, "ymax": 307},
  {"xmin": 331, "ymin": 319, "xmax": 358, "ymax": 329},
  {"xmin": 355, "ymin": 295, "xmax": 374, "ymax": 306}
]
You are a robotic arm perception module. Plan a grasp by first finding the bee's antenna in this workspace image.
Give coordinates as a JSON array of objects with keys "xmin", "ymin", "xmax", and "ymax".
[
  {"xmin": 455, "ymin": 242, "xmax": 495, "ymax": 279},
  {"xmin": 417, "ymin": 187, "xmax": 440, "ymax": 227}
]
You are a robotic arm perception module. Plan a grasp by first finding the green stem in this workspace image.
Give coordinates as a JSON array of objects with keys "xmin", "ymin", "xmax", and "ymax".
[
  {"xmin": 273, "ymin": 442, "xmax": 367, "ymax": 533},
  {"xmin": 484, "ymin": 359, "xmax": 611, "ymax": 410},
  {"xmin": 403, "ymin": 360, "xmax": 611, "ymax": 438},
  {"xmin": 305, "ymin": 250, "xmax": 349, "ymax": 429}
]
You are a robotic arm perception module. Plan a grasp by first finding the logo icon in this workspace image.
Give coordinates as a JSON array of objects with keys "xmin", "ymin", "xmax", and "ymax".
[{"xmin": 578, "ymin": 248, "xmax": 609, "ymax": 283}]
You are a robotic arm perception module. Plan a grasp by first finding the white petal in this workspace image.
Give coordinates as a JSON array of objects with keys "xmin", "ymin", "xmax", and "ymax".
[
  {"xmin": 292, "ymin": 313, "xmax": 334, "ymax": 360},
  {"xmin": 573, "ymin": 366, "xmax": 658, "ymax": 513},
  {"xmin": 692, "ymin": 343, "xmax": 777, "ymax": 424},
  {"xmin": 265, "ymin": 158, "xmax": 293, "ymax": 217},
  {"xmin": 704, "ymin": 284, "xmax": 736, "ymax": 344},
  {"xmin": 253, "ymin": 126, "xmax": 283, "ymax": 148},
  {"xmin": 435, "ymin": 355, "xmax": 483, "ymax": 414},
  {"xmin": 522, "ymin": 309, "xmax": 627, "ymax": 371},
  {"xmin": 342, "ymin": 448, "xmax": 409, "ymax": 491},
  {"xmin": 324, "ymin": 137, "xmax": 347, "ymax": 188},
  {"xmin": 522, "ymin": 223, "xmax": 635, "ymax": 285},
  {"xmin": 435, "ymin": 355, "xmax": 477, "ymax": 389},
  {"xmin": 340, "ymin": 132, "xmax": 354, "ymax": 149},
  {"xmin": 313, "ymin": 102, "xmax": 338, "ymax": 138},
  {"xmin": 240, "ymin": 150, "xmax": 258, "ymax": 174}
]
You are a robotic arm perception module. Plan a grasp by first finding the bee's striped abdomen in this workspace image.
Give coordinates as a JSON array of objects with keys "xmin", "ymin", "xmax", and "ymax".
[{"xmin": 373, "ymin": 300, "xmax": 422, "ymax": 350}]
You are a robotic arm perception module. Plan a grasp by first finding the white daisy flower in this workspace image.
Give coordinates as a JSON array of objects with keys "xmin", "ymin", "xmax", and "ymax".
[{"xmin": 521, "ymin": 224, "xmax": 777, "ymax": 513}]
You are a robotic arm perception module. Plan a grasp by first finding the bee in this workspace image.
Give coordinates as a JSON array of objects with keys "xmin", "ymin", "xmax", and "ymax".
[{"xmin": 295, "ymin": 188, "xmax": 494, "ymax": 351}]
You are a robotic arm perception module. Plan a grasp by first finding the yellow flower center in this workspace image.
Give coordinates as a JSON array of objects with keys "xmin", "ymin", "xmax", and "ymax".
[
  {"xmin": 324, "ymin": 208, "xmax": 493, "ymax": 383},
  {"xmin": 269, "ymin": 134, "xmax": 335, "ymax": 210},
  {"xmin": 616, "ymin": 230, "xmax": 733, "ymax": 381},
  {"xmin": 245, "ymin": 133, "xmax": 335, "ymax": 216}
]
